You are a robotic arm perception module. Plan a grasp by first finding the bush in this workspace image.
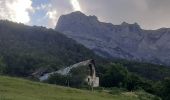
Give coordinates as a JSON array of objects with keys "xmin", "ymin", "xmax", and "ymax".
[
  {"xmin": 47, "ymin": 73, "xmax": 68, "ymax": 86},
  {"xmin": 101, "ymin": 63, "xmax": 129, "ymax": 87},
  {"xmin": 153, "ymin": 77, "xmax": 170, "ymax": 100}
]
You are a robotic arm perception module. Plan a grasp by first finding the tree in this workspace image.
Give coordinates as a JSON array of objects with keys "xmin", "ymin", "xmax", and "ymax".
[
  {"xmin": 0, "ymin": 57, "xmax": 6, "ymax": 74},
  {"xmin": 154, "ymin": 78, "xmax": 170, "ymax": 100},
  {"xmin": 125, "ymin": 74, "xmax": 153, "ymax": 92},
  {"xmin": 101, "ymin": 63, "xmax": 129, "ymax": 87}
]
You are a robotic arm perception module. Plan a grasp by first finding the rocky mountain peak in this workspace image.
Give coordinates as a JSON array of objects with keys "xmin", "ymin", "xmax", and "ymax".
[
  {"xmin": 56, "ymin": 12, "xmax": 170, "ymax": 65},
  {"xmin": 69, "ymin": 11, "xmax": 86, "ymax": 16},
  {"xmin": 121, "ymin": 22, "xmax": 129, "ymax": 26},
  {"xmin": 120, "ymin": 22, "xmax": 141, "ymax": 32},
  {"xmin": 56, "ymin": 11, "xmax": 101, "ymax": 37}
]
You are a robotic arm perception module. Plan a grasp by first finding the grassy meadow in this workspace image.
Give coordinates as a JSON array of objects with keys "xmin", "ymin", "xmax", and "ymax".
[{"xmin": 0, "ymin": 76, "xmax": 158, "ymax": 100}]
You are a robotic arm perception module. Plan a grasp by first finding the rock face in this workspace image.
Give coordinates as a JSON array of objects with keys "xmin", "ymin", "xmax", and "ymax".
[{"xmin": 56, "ymin": 11, "xmax": 170, "ymax": 65}]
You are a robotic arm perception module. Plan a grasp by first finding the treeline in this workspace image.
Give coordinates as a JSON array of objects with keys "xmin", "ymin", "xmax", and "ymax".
[
  {"xmin": 100, "ymin": 63, "xmax": 170, "ymax": 100},
  {"xmin": 45, "ymin": 63, "xmax": 170, "ymax": 100},
  {"xmin": 112, "ymin": 59, "xmax": 170, "ymax": 81}
]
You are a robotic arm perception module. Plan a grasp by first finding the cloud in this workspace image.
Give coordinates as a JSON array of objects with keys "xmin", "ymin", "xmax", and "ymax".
[
  {"xmin": 2, "ymin": 0, "xmax": 170, "ymax": 29},
  {"xmin": 132, "ymin": 0, "xmax": 148, "ymax": 11},
  {"xmin": 70, "ymin": 0, "xmax": 82, "ymax": 11},
  {"xmin": 78, "ymin": 0, "xmax": 170, "ymax": 29},
  {"xmin": 30, "ymin": 0, "xmax": 170, "ymax": 29},
  {"xmin": 32, "ymin": 0, "xmax": 83, "ymax": 28},
  {"xmin": 0, "ymin": 0, "xmax": 33, "ymax": 24},
  {"xmin": 34, "ymin": 4, "xmax": 50, "ymax": 11},
  {"xmin": 35, "ymin": 0, "xmax": 83, "ymax": 28},
  {"xmin": 46, "ymin": 9, "xmax": 58, "ymax": 28}
]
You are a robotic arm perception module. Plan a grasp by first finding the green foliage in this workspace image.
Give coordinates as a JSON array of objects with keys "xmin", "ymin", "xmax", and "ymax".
[
  {"xmin": 101, "ymin": 63, "xmax": 129, "ymax": 87},
  {"xmin": 125, "ymin": 74, "xmax": 153, "ymax": 92},
  {"xmin": 0, "ymin": 20, "xmax": 104, "ymax": 77},
  {"xmin": 0, "ymin": 57, "xmax": 6, "ymax": 74},
  {"xmin": 153, "ymin": 78, "xmax": 170, "ymax": 100},
  {"xmin": 125, "ymin": 74, "xmax": 143, "ymax": 91},
  {"xmin": 100, "ymin": 63, "xmax": 154, "ymax": 93},
  {"xmin": 112, "ymin": 59, "xmax": 170, "ymax": 81}
]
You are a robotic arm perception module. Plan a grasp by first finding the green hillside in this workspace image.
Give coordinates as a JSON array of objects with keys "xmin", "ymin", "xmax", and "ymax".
[
  {"xmin": 0, "ymin": 76, "xmax": 158, "ymax": 100},
  {"xmin": 0, "ymin": 20, "xmax": 105, "ymax": 77}
]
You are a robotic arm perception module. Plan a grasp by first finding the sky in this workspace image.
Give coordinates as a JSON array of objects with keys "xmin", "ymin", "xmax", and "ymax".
[{"xmin": 0, "ymin": 0, "xmax": 170, "ymax": 29}]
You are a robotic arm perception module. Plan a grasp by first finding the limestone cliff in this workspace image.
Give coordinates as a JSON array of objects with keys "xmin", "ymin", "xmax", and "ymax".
[{"xmin": 56, "ymin": 11, "xmax": 170, "ymax": 65}]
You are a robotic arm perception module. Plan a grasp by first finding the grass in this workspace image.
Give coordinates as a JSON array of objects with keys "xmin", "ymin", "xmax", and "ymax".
[{"xmin": 0, "ymin": 76, "xmax": 158, "ymax": 100}]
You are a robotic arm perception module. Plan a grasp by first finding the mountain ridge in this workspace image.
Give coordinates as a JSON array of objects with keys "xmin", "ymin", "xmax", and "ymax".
[{"xmin": 56, "ymin": 11, "xmax": 170, "ymax": 65}]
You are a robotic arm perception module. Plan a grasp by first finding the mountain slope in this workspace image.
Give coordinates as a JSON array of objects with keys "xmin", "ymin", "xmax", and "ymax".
[
  {"xmin": 0, "ymin": 20, "xmax": 103, "ymax": 76},
  {"xmin": 0, "ymin": 76, "xmax": 158, "ymax": 100},
  {"xmin": 55, "ymin": 11, "xmax": 170, "ymax": 65}
]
